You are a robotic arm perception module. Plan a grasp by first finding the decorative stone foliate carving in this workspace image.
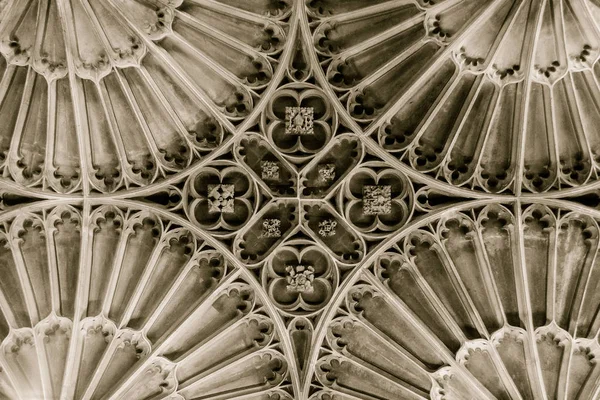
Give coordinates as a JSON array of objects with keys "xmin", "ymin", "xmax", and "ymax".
[
  {"xmin": 264, "ymin": 84, "xmax": 337, "ymax": 162},
  {"xmin": 184, "ymin": 161, "xmax": 256, "ymax": 235},
  {"xmin": 309, "ymin": 202, "xmax": 600, "ymax": 400},
  {"xmin": 0, "ymin": 0, "xmax": 291, "ymax": 194},
  {"xmin": 223, "ymin": 59, "xmax": 399, "ymax": 271},
  {"xmin": 0, "ymin": 202, "xmax": 294, "ymax": 399},
  {"xmin": 263, "ymin": 242, "xmax": 337, "ymax": 315},
  {"xmin": 341, "ymin": 162, "xmax": 413, "ymax": 237},
  {"xmin": 310, "ymin": 0, "xmax": 600, "ymax": 193},
  {"xmin": 7, "ymin": 1, "xmax": 600, "ymax": 399}
]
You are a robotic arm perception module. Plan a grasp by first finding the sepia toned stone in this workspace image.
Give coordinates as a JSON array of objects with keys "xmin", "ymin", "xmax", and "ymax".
[
  {"xmin": 318, "ymin": 219, "xmax": 337, "ymax": 237},
  {"xmin": 317, "ymin": 164, "xmax": 336, "ymax": 183},
  {"xmin": 285, "ymin": 106, "xmax": 314, "ymax": 135},
  {"xmin": 207, "ymin": 184, "xmax": 235, "ymax": 214},
  {"xmin": 261, "ymin": 161, "xmax": 280, "ymax": 181},
  {"xmin": 363, "ymin": 185, "xmax": 392, "ymax": 215},
  {"xmin": 261, "ymin": 218, "xmax": 282, "ymax": 238},
  {"xmin": 285, "ymin": 265, "xmax": 315, "ymax": 293},
  {"xmin": 3, "ymin": 0, "xmax": 600, "ymax": 399}
]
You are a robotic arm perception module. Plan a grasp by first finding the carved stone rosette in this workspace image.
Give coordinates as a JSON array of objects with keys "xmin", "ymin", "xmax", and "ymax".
[{"xmin": 3, "ymin": 0, "xmax": 600, "ymax": 399}]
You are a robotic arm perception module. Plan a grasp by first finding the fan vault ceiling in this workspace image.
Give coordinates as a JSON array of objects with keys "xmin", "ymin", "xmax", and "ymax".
[{"xmin": 1, "ymin": 0, "xmax": 600, "ymax": 399}]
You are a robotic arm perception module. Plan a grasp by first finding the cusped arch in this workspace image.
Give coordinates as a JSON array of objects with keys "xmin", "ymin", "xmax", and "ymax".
[
  {"xmin": 0, "ymin": 0, "xmax": 298, "ymax": 195},
  {"xmin": 306, "ymin": 198, "xmax": 600, "ymax": 400},
  {"xmin": 303, "ymin": 0, "xmax": 600, "ymax": 195},
  {"xmin": 0, "ymin": 199, "xmax": 299, "ymax": 399},
  {"xmin": 4, "ymin": 1, "xmax": 600, "ymax": 399}
]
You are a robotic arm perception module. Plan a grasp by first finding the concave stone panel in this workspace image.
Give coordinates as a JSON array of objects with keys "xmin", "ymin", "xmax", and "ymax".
[
  {"xmin": 310, "ymin": 0, "xmax": 600, "ymax": 193},
  {"xmin": 0, "ymin": 0, "xmax": 291, "ymax": 194},
  {"xmin": 2, "ymin": 1, "xmax": 600, "ymax": 399}
]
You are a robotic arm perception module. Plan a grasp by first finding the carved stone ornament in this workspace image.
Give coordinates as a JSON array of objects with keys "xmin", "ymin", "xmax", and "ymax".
[{"xmin": 4, "ymin": 1, "xmax": 600, "ymax": 399}]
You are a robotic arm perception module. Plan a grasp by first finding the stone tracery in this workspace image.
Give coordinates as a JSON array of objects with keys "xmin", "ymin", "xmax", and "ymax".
[{"xmin": 2, "ymin": 0, "xmax": 600, "ymax": 399}]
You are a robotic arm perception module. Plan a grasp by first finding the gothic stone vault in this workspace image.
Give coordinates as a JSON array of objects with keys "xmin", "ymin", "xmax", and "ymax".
[{"xmin": 3, "ymin": 0, "xmax": 600, "ymax": 399}]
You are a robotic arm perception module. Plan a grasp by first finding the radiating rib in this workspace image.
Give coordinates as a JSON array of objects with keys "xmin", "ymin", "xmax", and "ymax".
[
  {"xmin": 106, "ymin": 272, "xmax": 244, "ymax": 399},
  {"xmin": 174, "ymin": 10, "xmax": 275, "ymax": 89},
  {"xmin": 359, "ymin": 275, "xmax": 498, "ymax": 399},
  {"xmin": 119, "ymin": 228, "xmax": 195, "ymax": 329},
  {"xmin": 118, "ymin": 67, "xmax": 192, "ymax": 171},
  {"xmin": 160, "ymin": 31, "xmax": 255, "ymax": 116},
  {"xmin": 84, "ymin": 0, "xmax": 147, "ymax": 68},
  {"xmin": 142, "ymin": 250, "xmax": 226, "ymax": 342},
  {"xmin": 46, "ymin": 78, "xmax": 82, "ymax": 192},
  {"xmin": 315, "ymin": 353, "xmax": 429, "ymax": 400},
  {"xmin": 32, "ymin": 0, "xmax": 68, "ymax": 81},
  {"xmin": 327, "ymin": 315, "xmax": 433, "ymax": 395},
  {"xmin": 7, "ymin": 69, "xmax": 46, "ymax": 187},
  {"xmin": 438, "ymin": 213, "xmax": 505, "ymax": 333},
  {"xmin": 174, "ymin": 314, "xmax": 274, "ymax": 383}
]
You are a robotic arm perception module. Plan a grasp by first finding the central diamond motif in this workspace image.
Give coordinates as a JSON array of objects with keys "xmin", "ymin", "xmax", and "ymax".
[
  {"xmin": 207, "ymin": 184, "xmax": 235, "ymax": 213},
  {"xmin": 285, "ymin": 265, "xmax": 315, "ymax": 293},
  {"xmin": 285, "ymin": 107, "xmax": 314, "ymax": 135},
  {"xmin": 363, "ymin": 185, "xmax": 392, "ymax": 215}
]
